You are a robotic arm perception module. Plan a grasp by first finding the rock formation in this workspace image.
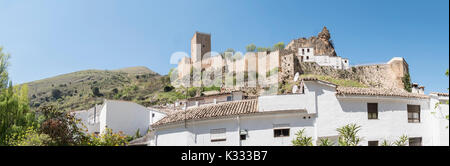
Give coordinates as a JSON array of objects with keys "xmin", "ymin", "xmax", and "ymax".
[{"xmin": 286, "ymin": 26, "xmax": 337, "ymax": 57}]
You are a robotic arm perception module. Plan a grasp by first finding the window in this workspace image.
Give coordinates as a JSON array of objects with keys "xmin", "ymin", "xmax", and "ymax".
[
  {"xmin": 302, "ymin": 49, "xmax": 305, "ymax": 55},
  {"xmin": 307, "ymin": 48, "xmax": 310, "ymax": 53},
  {"xmin": 240, "ymin": 130, "xmax": 248, "ymax": 140},
  {"xmin": 409, "ymin": 137, "xmax": 422, "ymax": 146},
  {"xmin": 152, "ymin": 113, "xmax": 155, "ymax": 118},
  {"xmin": 368, "ymin": 141, "xmax": 379, "ymax": 146},
  {"xmin": 210, "ymin": 128, "xmax": 226, "ymax": 142},
  {"xmin": 273, "ymin": 124, "xmax": 290, "ymax": 137},
  {"xmin": 367, "ymin": 103, "xmax": 378, "ymax": 119},
  {"xmin": 227, "ymin": 96, "xmax": 232, "ymax": 101},
  {"xmin": 407, "ymin": 105, "xmax": 420, "ymax": 123},
  {"xmin": 274, "ymin": 129, "xmax": 290, "ymax": 137},
  {"xmin": 306, "ymin": 56, "xmax": 309, "ymax": 60}
]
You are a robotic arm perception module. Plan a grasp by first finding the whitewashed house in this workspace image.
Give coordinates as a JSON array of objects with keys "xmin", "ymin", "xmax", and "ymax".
[
  {"xmin": 299, "ymin": 47, "xmax": 350, "ymax": 69},
  {"xmin": 74, "ymin": 100, "xmax": 166, "ymax": 136},
  {"xmin": 145, "ymin": 78, "xmax": 448, "ymax": 146}
]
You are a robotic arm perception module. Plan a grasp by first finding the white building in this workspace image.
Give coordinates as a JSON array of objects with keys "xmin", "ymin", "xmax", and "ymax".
[
  {"xmin": 299, "ymin": 47, "xmax": 350, "ymax": 70},
  {"xmin": 145, "ymin": 78, "xmax": 448, "ymax": 146},
  {"xmin": 74, "ymin": 100, "xmax": 166, "ymax": 136}
]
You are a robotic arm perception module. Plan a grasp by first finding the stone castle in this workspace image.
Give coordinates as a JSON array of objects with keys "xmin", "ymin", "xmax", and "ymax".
[{"xmin": 176, "ymin": 27, "xmax": 411, "ymax": 92}]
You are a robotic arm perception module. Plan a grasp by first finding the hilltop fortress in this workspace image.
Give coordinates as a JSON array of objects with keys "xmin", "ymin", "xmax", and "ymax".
[{"xmin": 175, "ymin": 27, "xmax": 412, "ymax": 94}]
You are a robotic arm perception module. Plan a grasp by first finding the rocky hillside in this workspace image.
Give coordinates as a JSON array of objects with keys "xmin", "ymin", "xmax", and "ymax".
[
  {"xmin": 25, "ymin": 66, "xmax": 178, "ymax": 112},
  {"xmin": 286, "ymin": 26, "xmax": 337, "ymax": 56}
]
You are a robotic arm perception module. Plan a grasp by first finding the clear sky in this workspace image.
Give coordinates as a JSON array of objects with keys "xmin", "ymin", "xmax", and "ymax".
[{"xmin": 0, "ymin": 0, "xmax": 448, "ymax": 93}]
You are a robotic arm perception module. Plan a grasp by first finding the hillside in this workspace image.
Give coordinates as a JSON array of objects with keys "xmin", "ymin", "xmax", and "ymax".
[{"xmin": 25, "ymin": 66, "xmax": 181, "ymax": 112}]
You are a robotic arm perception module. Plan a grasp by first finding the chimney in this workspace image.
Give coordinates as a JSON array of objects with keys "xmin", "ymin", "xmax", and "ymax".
[
  {"xmin": 411, "ymin": 83, "xmax": 424, "ymax": 94},
  {"xmin": 411, "ymin": 83, "xmax": 419, "ymax": 94},
  {"xmin": 418, "ymin": 86, "xmax": 425, "ymax": 94}
]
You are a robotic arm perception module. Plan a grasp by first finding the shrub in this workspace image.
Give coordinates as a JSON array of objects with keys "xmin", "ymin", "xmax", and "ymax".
[
  {"xmin": 51, "ymin": 89, "xmax": 62, "ymax": 99},
  {"xmin": 318, "ymin": 138, "xmax": 334, "ymax": 146},
  {"xmin": 337, "ymin": 123, "xmax": 362, "ymax": 146},
  {"xmin": 292, "ymin": 129, "xmax": 313, "ymax": 146},
  {"xmin": 85, "ymin": 128, "xmax": 128, "ymax": 146},
  {"xmin": 9, "ymin": 127, "xmax": 51, "ymax": 146},
  {"xmin": 246, "ymin": 44, "xmax": 256, "ymax": 52}
]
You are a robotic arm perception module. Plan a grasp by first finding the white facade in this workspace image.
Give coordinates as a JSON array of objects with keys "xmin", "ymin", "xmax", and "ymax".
[
  {"xmin": 149, "ymin": 81, "xmax": 448, "ymax": 146},
  {"xmin": 75, "ymin": 100, "xmax": 166, "ymax": 136},
  {"xmin": 299, "ymin": 47, "xmax": 350, "ymax": 70}
]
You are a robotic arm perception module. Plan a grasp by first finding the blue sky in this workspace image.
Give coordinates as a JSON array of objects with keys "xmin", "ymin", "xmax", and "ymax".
[{"xmin": 0, "ymin": 0, "xmax": 448, "ymax": 93}]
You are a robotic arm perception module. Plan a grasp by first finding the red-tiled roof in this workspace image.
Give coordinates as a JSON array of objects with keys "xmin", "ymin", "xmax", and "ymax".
[
  {"xmin": 152, "ymin": 99, "xmax": 258, "ymax": 127},
  {"xmin": 430, "ymin": 92, "xmax": 449, "ymax": 97},
  {"xmin": 336, "ymin": 87, "xmax": 429, "ymax": 99}
]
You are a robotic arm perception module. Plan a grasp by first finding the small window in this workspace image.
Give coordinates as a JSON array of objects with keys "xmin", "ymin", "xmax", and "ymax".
[
  {"xmin": 307, "ymin": 48, "xmax": 310, "ymax": 53},
  {"xmin": 367, "ymin": 103, "xmax": 378, "ymax": 119},
  {"xmin": 240, "ymin": 134, "xmax": 246, "ymax": 140},
  {"xmin": 306, "ymin": 56, "xmax": 309, "ymax": 60},
  {"xmin": 210, "ymin": 128, "xmax": 226, "ymax": 142},
  {"xmin": 227, "ymin": 96, "xmax": 232, "ymax": 101},
  {"xmin": 407, "ymin": 105, "xmax": 420, "ymax": 123},
  {"xmin": 240, "ymin": 130, "xmax": 248, "ymax": 140},
  {"xmin": 273, "ymin": 124, "xmax": 290, "ymax": 138},
  {"xmin": 302, "ymin": 49, "xmax": 305, "ymax": 55},
  {"xmin": 152, "ymin": 113, "xmax": 155, "ymax": 118},
  {"xmin": 409, "ymin": 137, "xmax": 422, "ymax": 146},
  {"xmin": 274, "ymin": 129, "xmax": 290, "ymax": 137},
  {"xmin": 202, "ymin": 44, "xmax": 205, "ymax": 48},
  {"xmin": 368, "ymin": 141, "xmax": 379, "ymax": 146}
]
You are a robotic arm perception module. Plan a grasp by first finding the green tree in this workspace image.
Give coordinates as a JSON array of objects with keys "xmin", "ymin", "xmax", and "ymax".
[
  {"xmin": 337, "ymin": 123, "xmax": 362, "ymax": 146},
  {"xmin": 246, "ymin": 44, "xmax": 256, "ymax": 52},
  {"xmin": 51, "ymin": 89, "xmax": 62, "ymax": 100},
  {"xmin": 273, "ymin": 42, "xmax": 285, "ymax": 51},
  {"xmin": 0, "ymin": 47, "xmax": 10, "ymax": 89},
  {"xmin": 225, "ymin": 48, "xmax": 235, "ymax": 54},
  {"xmin": 0, "ymin": 49, "xmax": 38, "ymax": 145},
  {"xmin": 92, "ymin": 87, "xmax": 102, "ymax": 97},
  {"xmin": 257, "ymin": 47, "xmax": 271, "ymax": 52},
  {"xmin": 292, "ymin": 129, "xmax": 313, "ymax": 146},
  {"xmin": 402, "ymin": 73, "xmax": 412, "ymax": 92}
]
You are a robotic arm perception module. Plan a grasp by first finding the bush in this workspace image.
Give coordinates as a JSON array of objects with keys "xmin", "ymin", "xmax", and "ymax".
[
  {"xmin": 337, "ymin": 123, "xmax": 362, "ymax": 146},
  {"xmin": 92, "ymin": 87, "xmax": 102, "ymax": 97},
  {"xmin": 85, "ymin": 128, "xmax": 128, "ymax": 146},
  {"xmin": 51, "ymin": 89, "xmax": 62, "ymax": 99},
  {"xmin": 292, "ymin": 129, "xmax": 313, "ymax": 146},
  {"xmin": 9, "ymin": 127, "xmax": 51, "ymax": 146}
]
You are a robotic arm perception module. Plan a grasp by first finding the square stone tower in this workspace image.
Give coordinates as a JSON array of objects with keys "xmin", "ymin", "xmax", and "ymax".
[{"xmin": 191, "ymin": 32, "xmax": 211, "ymax": 69}]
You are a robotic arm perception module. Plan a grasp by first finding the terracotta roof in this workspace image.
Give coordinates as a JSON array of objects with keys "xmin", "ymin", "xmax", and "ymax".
[
  {"xmin": 430, "ymin": 92, "xmax": 449, "ymax": 97},
  {"xmin": 152, "ymin": 99, "xmax": 258, "ymax": 127},
  {"xmin": 336, "ymin": 87, "xmax": 429, "ymax": 99}
]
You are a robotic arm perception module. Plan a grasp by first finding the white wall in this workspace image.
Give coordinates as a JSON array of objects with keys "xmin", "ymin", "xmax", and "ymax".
[
  {"xmin": 151, "ymin": 81, "xmax": 447, "ymax": 146},
  {"xmin": 100, "ymin": 101, "xmax": 156, "ymax": 136},
  {"xmin": 153, "ymin": 112, "xmax": 315, "ymax": 146}
]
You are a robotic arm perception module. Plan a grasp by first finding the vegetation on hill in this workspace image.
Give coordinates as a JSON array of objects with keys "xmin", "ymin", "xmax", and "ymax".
[
  {"xmin": 25, "ymin": 66, "xmax": 185, "ymax": 111},
  {"xmin": 299, "ymin": 74, "xmax": 367, "ymax": 88}
]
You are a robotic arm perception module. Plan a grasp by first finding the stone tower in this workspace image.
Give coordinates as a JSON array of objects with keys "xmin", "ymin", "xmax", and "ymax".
[{"xmin": 191, "ymin": 32, "xmax": 211, "ymax": 69}]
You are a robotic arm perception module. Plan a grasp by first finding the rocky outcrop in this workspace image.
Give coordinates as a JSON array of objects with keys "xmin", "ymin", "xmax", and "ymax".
[{"xmin": 286, "ymin": 26, "xmax": 337, "ymax": 56}]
